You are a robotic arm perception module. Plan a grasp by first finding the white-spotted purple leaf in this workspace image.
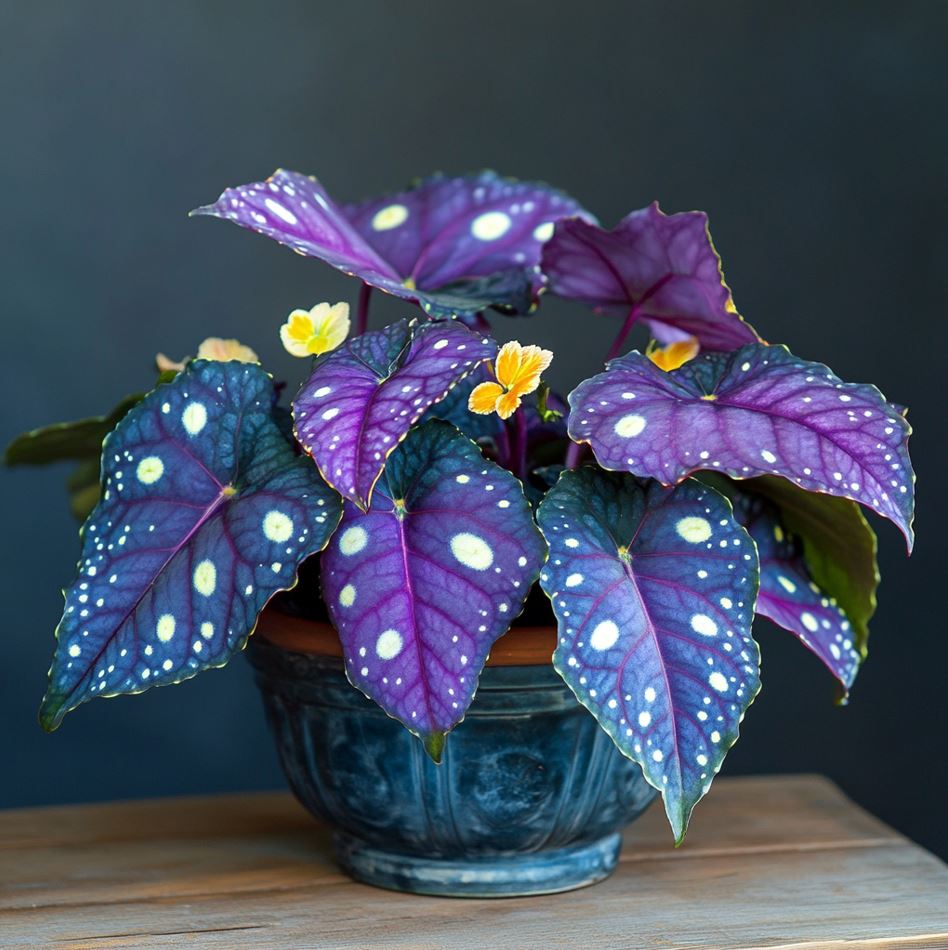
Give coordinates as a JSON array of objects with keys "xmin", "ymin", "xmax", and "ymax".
[
  {"xmin": 730, "ymin": 487, "xmax": 862, "ymax": 693},
  {"xmin": 748, "ymin": 475, "xmax": 878, "ymax": 656},
  {"xmin": 192, "ymin": 169, "xmax": 588, "ymax": 317},
  {"xmin": 321, "ymin": 421, "xmax": 547, "ymax": 760},
  {"xmin": 568, "ymin": 343, "xmax": 915, "ymax": 549},
  {"xmin": 537, "ymin": 469, "xmax": 760, "ymax": 842},
  {"xmin": 40, "ymin": 361, "xmax": 343, "ymax": 730},
  {"xmin": 541, "ymin": 204, "xmax": 760, "ymax": 350},
  {"xmin": 293, "ymin": 319, "xmax": 495, "ymax": 510}
]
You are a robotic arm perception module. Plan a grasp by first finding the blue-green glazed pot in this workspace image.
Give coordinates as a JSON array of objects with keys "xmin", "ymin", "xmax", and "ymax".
[{"xmin": 247, "ymin": 617, "xmax": 656, "ymax": 898}]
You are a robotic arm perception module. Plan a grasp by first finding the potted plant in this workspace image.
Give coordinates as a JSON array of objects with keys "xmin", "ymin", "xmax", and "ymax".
[{"xmin": 8, "ymin": 169, "xmax": 915, "ymax": 897}]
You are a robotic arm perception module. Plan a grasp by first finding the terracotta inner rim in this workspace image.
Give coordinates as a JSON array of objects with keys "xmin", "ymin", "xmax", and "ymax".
[{"xmin": 257, "ymin": 608, "xmax": 557, "ymax": 667}]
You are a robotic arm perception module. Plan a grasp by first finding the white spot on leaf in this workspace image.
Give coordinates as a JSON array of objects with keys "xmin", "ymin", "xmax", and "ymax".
[
  {"xmin": 590, "ymin": 620, "xmax": 619, "ymax": 651},
  {"xmin": 676, "ymin": 517, "xmax": 712, "ymax": 544}
]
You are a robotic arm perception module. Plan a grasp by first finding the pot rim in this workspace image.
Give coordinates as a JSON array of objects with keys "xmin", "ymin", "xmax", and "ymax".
[{"xmin": 257, "ymin": 607, "xmax": 557, "ymax": 667}]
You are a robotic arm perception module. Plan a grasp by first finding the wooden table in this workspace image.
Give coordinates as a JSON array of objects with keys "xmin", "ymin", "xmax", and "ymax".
[{"xmin": 2, "ymin": 775, "xmax": 946, "ymax": 949}]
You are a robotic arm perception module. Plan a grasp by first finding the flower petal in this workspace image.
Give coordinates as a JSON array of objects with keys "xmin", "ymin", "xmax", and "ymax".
[
  {"xmin": 495, "ymin": 390, "xmax": 523, "ymax": 419},
  {"xmin": 508, "ymin": 344, "xmax": 553, "ymax": 397},
  {"xmin": 280, "ymin": 320, "xmax": 315, "ymax": 358},
  {"xmin": 468, "ymin": 381, "xmax": 504, "ymax": 415},
  {"xmin": 494, "ymin": 341, "xmax": 522, "ymax": 388},
  {"xmin": 195, "ymin": 337, "xmax": 259, "ymax": 364},
  {"xmin": 648, "ymin": 337, "xmax": 699, "ymax": 372},
  {"xmin": 155, "ymin": 352, "xmax": 187, "ymax": 373},
  {"xmin": 310, "ymin": 302, "xmax": 350, "ymax": 352}
]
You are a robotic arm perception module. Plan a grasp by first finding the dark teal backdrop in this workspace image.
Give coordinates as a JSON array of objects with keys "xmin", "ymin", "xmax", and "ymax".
[{"xmin": 2, "ymin": 3, "xmax": 946, "ymax": 857}]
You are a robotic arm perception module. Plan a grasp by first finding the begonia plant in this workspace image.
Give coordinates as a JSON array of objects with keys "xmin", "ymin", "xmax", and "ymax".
[{"xmin": 9, "ymin": 169, "xmax": 915, "ymax": 843}]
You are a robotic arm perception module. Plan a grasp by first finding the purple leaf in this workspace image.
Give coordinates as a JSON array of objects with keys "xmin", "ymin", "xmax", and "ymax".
[
  {"xmin": 747, "ymin": 475, "xmax": 878, "ymax": 656},
  {"xmin": 293, "ymin": 319, "xmax": 495, "ymax": 509},
  {"xmin": 321, "ymin": 421, "xmax": 547, "ymax": 759},
  {"xmin": 537, "ymin": 469, "xmax": 760, "ymax": 842},
  {"xmin": 40, "ymin": 361, "xmax": 343, "ymax": 730},
  {"xmin": 730, "ymin": 486, "xmax": 861, "ymax": 693},
  {"xmin": 541, "ymin": 203, "xmax": 760, "ymax": 350},
  {"xmin": 192, "ymin": 169, "xmax": 588, "ymax": 317},
  {"xmin": 568, "ymin": 343, "xmax": 915, "ymax": 549}
]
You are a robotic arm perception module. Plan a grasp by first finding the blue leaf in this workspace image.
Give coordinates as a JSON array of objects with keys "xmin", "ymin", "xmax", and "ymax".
[
  {"xmin": 537, "ymin": 468, "xmax": 760, "ymax": 842},
  {"xmin": 40, "ymin": 360, "xmax": 342, "ymax": 730}
]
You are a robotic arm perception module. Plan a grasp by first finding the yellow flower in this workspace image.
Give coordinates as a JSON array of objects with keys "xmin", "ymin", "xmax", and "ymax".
[
  {"xmin": 155, "ymin": 337, "xmax": 259, "ymax": 373},
  {"xmin": 648, "ymin": 337, "xmax": 699, "ymax": 372},
  {"xmin": 195, "ymin": 337, "xmax": 259, "ymax": 363},
  {"xmin": 280, "ymin": 302, "xmax": 350, "ymax": 357},
  {"xmin": 468, "ymin": 340, "xmax": 554, "ymax": 420}
]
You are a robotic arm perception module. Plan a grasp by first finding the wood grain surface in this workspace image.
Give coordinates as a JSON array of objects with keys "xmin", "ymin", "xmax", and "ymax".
[{"xmin": 1, "ymin": 775, "xmax": 946, "ymax": 949}]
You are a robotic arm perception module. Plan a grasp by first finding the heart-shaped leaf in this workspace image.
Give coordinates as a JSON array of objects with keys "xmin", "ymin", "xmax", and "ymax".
[
  {"xmin": 730, "ymin": 486, "xmax": 862, "ymax": 693},
  {"xmin": 192, "ymin": 169, "xmax": 588, "ymax": 317},
  {"xmin": 568, "ymin": 343, "xmax": 915, "ymax": 549},
  {"xmin": 541, "ymin": 204, "xmax": 760, "ymax": 350},
  {"xmin": 537, "ymin": 468, "xmax": 760, "ymax": 842},
  {"xmin": 40, "ymin": 360, "xmax": 343, "ymax": 730},
  {"xmin": 293, "ymin": 318, "xmax": 495, "ymax": 510},
  {"xmin": 320, "ymin": 421, "xmax": 547, "ymax": 759}
]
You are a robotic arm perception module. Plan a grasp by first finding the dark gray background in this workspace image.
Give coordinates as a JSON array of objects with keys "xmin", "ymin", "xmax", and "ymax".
[{"xmin": 3, "ymin": 2, "xmax": 946, "ymax": 857}]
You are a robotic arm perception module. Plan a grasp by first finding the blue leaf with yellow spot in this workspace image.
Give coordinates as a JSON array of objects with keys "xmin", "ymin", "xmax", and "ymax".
[
  {"xmin": 537, "ymin": 468, "xmax": 760, "ymax": 843},
  {"xmin": 40, "ymin": 360, "xmax": 342, "ymax": 730},
  {"xmin": 321, "ymin": 421, "xmax": 547, "ymax": 760}
]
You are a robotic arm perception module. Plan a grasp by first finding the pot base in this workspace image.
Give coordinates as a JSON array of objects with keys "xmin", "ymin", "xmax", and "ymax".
[{"xmin": 334, "ymin": 830, "xmax": 622, "ymax": 898}]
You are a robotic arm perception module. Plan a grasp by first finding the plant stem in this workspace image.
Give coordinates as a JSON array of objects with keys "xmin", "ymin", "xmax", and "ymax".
[
  {"xmin": 356, "ymin": 283, "xmax": 372, "ymax": 336},
  {"xmin": 512, "ymin": 409, "xmax": 528, "ymax": 480},
  {"xmin": 603, "ymin": 275, "xmax": 674, "ymax": 364},
  {"xmin": 564, "ymin": 440, "xmax": 584, "ymax": 470},
  {"xmin": 494, "ymin": 422, "xmax": 512, "ymax": 470},
  {"xmin": 605, "ymin": 303, "xmax": 639, "ymax": 363}
]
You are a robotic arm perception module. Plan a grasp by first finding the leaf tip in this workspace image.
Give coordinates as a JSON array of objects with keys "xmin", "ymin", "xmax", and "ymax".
[
  {"xmin": 422, "ymin": 731, "xmax": 446, "ymax": 764},
  {"xmin": 38, "ymin": 692, "xmax": 66, "ymax": 733}
]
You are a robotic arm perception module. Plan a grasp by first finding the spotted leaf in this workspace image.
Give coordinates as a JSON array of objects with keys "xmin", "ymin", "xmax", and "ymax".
[
  {"xmin": 537, "ymin": 469, "xmax": 760, "ymax": 842},
  {"xmin": 568, "ymin": 344, "xmax": 915, "ymax": 550},
  {"xmin": 748, "ymin": 475, "xmax": 878, "ymax": 656},
  {"xmin": 293, "ymin": 319, "xmax": 494, "ymax": 510},
  {"xmin": 192, "ymin": 169, "xmax": 588, "ymax": 318},
  {"xmin": 321, "ymin": 421, "xmax": 547, "ymax": 759},
  {"xmin": 729, "ymin": 486, "xmax": 862, "ymax": 693},
  {"xmin": 541, "ymin": 204, "xmax": 759, "ymax": 350},
  {"xmin": 40, "ymin": 361, "xmax": 343, "ymax": 730}
]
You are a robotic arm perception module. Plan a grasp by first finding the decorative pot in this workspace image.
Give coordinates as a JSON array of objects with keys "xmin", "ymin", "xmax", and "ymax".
[{"xmin": 247, "ymin": 610, "xmax": 657, "ymax": 897}]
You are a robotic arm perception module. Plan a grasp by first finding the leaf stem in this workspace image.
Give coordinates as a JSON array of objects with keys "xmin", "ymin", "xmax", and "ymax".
[
  {"xmin": 356, "ymin": 283, "xmax": 372, "ymax": 336},
  {"xmin": 495, "ymin": 422, "xmax": 512, "ymax": 470},
  {"xmin": 605, "ymin": 303, "xmax": 640, "ymax": 363},
  {"xmin": 511, "ymin": 409, "xmax": 528, "ymax": 480}
]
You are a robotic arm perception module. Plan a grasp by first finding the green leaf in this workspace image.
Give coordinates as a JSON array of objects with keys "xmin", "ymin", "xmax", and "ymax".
[
  {"xmin": 700, "ymin": 473, "xmax": 878, "ymax": 657},
  {"xmin": 4, "ymin": 393, "xmax": 143, "ymax": 466},
  {"xmin": 748, "ymin": 476, "xmax": 878, "ymax": 656},
  {"xmin": 66, "ymin": 459, "xmax": 102, "ymax": 521}
]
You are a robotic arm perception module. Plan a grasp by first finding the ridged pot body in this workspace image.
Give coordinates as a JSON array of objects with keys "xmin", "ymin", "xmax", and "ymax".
[{"xmin": 247, "ymin": 634, "xmax": 656, "ymax": 896}]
